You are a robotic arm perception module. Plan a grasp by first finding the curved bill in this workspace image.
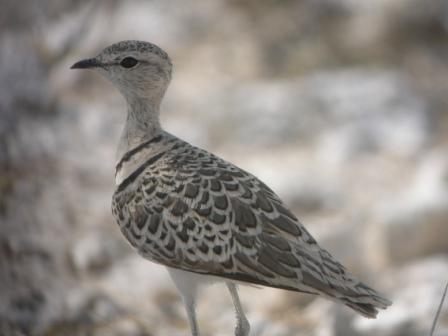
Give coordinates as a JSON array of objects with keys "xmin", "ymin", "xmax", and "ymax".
[{"xmin": 71, "ymin": 58, "xmax": 101, "ymax": 69}]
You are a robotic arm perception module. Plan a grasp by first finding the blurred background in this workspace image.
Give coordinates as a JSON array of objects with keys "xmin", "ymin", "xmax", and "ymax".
[{"xmin": 1, "ymin": 0, "xmax": 448, "ymax": 335}]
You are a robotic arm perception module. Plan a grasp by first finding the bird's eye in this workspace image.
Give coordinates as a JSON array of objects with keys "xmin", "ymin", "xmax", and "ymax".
[{"xmin": 120, "ymin": 57, "xmax": 138, "ymax": 68}]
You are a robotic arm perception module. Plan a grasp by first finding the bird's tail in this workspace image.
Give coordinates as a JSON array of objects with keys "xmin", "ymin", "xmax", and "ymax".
[
  {"xmin": 335, "ymin": 281, "xmax": 392, "ymax": 318},
  {"xmin": 300, "ymin": 248, "xmax": 392, "ymax": 318}
]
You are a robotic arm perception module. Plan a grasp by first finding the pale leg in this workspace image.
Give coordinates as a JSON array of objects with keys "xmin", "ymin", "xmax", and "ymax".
[
  {"xmin": 168, "ymin": 268, "xmax": 201, "ymax": 336},
  {"xmin": 183, "ymin": 295, "xmax": 200, "ymax": 336},
  {"xmin": 227, "ymin": 283, "xmax": 250, "ymax": 336}
]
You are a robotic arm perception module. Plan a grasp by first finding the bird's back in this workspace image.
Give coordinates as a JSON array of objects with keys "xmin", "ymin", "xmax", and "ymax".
[{"xmin": 112, "ymin": 131, "xmax": 391, "ymax": 318}]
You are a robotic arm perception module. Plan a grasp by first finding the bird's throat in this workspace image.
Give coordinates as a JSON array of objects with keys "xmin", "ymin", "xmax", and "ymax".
[{"xmin": 117, "ymin": 97, "xmax": 162, "ymax": 161}]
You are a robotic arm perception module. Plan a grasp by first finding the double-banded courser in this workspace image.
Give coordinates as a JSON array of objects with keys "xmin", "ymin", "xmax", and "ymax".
[{"xmin": 71, "ymin": 40, "xmax": 391, "ymax": 336}]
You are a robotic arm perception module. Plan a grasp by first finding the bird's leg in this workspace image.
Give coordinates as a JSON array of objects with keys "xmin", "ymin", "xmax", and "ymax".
[
  {"xmin": 227, "ymin": 283, "xmax": 250, "ymax": 336},
  {"xmin": 168, "ymin": 268, "xmax": 200, "ymax": 336},
  {"xmin": 182, "ymin": 295, "xmax": 200, "ymax": 336}
]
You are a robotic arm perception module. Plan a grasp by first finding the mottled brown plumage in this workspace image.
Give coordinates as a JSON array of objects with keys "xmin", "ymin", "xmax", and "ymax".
[{"xmin": 111, "ymin": 132, "xmax": 390, "ymax": 318}]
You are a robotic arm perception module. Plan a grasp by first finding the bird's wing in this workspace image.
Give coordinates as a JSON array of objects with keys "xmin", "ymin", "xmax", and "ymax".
[{"xmin": 112, "ymin": 139, "xmax": 390, "ymax": 317}]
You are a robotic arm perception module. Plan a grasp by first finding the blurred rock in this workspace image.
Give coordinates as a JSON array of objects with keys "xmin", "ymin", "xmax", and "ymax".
[
  {"xmin": 42, "ymin": 293, "xmax": 152, "ymax": 336},
  {"xmin": 371, "ymin": 150, "xmax": 448, "ymax": 266},
  {"xmin": 70, "ymin": 231, "xmax": 128, "ymax": 274}
]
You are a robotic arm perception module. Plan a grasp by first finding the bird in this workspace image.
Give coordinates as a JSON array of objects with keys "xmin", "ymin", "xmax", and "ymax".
[{"xmin": 71, "ymin": 40, "xmax": 391, "ymax": 336}]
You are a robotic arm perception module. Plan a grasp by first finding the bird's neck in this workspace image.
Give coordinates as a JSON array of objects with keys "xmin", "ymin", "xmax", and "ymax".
[{"xmin": 117, "ymin": 97, "xmax": 162, "ymax": 161}]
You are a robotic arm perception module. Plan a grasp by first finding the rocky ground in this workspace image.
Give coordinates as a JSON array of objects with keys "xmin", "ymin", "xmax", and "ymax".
[{"xmin": 1, "ymin": 1, "xmax": 447, "ymax": 335}]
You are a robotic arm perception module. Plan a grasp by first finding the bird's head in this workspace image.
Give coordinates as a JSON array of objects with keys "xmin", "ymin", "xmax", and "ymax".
[{"xmin": 71, "ymin": 40, "xmax": 173, "ymax": 104}]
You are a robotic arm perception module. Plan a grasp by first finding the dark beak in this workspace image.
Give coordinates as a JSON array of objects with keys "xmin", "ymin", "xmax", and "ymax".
[{"xmin": 70, "ymin": 58, "xmax": 102, "ymax": 69}]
